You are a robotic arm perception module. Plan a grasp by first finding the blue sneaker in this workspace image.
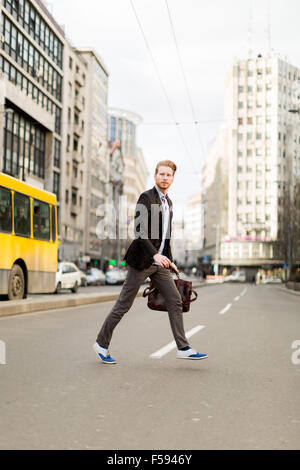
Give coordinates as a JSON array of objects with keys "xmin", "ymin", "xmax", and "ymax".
[
  {"xmin": 176, "ymin": 347, "xmax": 208, "ymax": 360},
  {"xmin": 93, "ymin": 343, "xmax": 117, "ymax": 364}
]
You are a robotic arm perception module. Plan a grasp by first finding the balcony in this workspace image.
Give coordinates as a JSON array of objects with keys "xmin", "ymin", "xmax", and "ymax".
[
  {"xmin": 70, "ymin": 203, "xmax": 79, "ymax": 217},
  {"xmin": 72, "ymin": 151, "xmax": 82, "ymax": 164},
  {"xmin": 74, "ymin": 96, "xmax": 83, "ymax": 112},
  {"xmin": 73, "ymin": 122, "xmax": 83, "ymax": 137},
  {"xmin": 75, "ymin": 71, "xmax": 84, "ymax": 87}
]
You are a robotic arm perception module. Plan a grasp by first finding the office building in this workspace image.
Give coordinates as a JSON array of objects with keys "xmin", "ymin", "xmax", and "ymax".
[
  {"xmin": 201, "ymin": 54, "xmax": 300, "ymax": 273},
  {"xmin": 0, "ymin": 0, "xmax": 64, "ymax": 197},
  {"xmin": 108, "ymin": 108, "xmax": 148, "ymax": 259},
  {"xmin": 58, "ymin": 43, "xmax": 89, "ymax": 261},
  {"xmin": 76, "ymin": 48, "xmax": 110, "ymax": 266}
]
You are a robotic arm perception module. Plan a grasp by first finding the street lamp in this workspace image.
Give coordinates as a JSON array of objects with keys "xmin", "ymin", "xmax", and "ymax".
[{"xmin": 213, "ymin": 224, "xmax": 220, "ymax": 276}]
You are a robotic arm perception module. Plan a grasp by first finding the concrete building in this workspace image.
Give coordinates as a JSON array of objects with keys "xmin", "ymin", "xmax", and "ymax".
[
  {"xmin": 108, "ymin": 108, "xmax": 148, "ymax": 260},
  {"xmin": 58, "ymin": 43, "xmax": 89, "ymax": 262},
  {"xmin": 200, "ymin": 127, "xmax": 228, "ymax": 268},
  {"xmin": 76, "ymin": 48, "xmax": 110, "ymax": 267},
  {"xmin": 0, "ymin": 0, "xmax": 64, "ymax": 196},
  {"xmin": 222, "ymin": 54, "xmax": 300, "ymax": 271}
]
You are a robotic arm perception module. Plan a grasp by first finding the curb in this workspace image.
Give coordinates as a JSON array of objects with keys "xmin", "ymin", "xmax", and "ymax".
[
  {"xmin": 275, "ymin": 285, "xmax": 300, "ymax": 297},
  {"xmin": 0, "ymin": 281, "xmax": 206, "ymax": 318}
]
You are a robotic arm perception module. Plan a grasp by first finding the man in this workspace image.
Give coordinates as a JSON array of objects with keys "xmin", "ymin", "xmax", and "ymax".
[{"xmin": 93, "ymin": 160, "xmax": 208, "ymax": 364}]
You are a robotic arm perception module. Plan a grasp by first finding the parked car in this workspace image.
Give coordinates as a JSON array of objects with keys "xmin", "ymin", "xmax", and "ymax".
[
  {"xmin": 224, "ymin": 270, "xmax": 246, "ymax": 283},
  {"xmin": 85, "ymin": 268, "xmax": 106, "ymax": 286},
  {"xmin": 78, "ymin": 269, "xmax": 87, "ymax": 287},
  {"xmin": 105, "ymin": 268, "xmax": 127, "ymax": 285},
  {"xmin": 263, "ymin": 277, "xmax": 282, "ymax": 284},
  {"xmin": 55, "ymin": 262, "xmax": 81, "ymax": 293}
]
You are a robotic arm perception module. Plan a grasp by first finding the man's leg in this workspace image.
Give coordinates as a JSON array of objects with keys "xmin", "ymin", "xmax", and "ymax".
[
  {"xmin": 150, "ymin": 267, "xmax": 190, "ymax": 350},
  {"xmin": 96, "ymin": 265, "xmax": 155, "ymax": 349}
]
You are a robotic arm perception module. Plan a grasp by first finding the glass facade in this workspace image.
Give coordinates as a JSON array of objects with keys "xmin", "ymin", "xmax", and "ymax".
[
  {"xmin": 1, "ymin": 0, "xmax": 64, "ymax": 207},
  {"xmin": 2, "ymin": 15, "xmax": 62, "ymax": 101},
  {"xmin": 3, "ymin": 0, "xmax": 63, "ymax": 68},
  {"xmin": 3, "ymin": 108, "xmax": 46, "ymax": 179}
]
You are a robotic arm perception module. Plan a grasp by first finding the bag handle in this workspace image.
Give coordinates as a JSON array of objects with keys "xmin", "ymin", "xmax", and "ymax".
[
  {"xmin": 142, "ymin": 286, "xmax": 155, "ymax": 297},
  {"xmin": 168, "ymin": 266, "xmax": 180, "ymax": 279},
  {"xmin": 190, "ymin": 290, "xmax": 198, "ymax": 303},
  {"xmin": 143, "ymin": 266, "xmax": 180, "ymax": 298}
]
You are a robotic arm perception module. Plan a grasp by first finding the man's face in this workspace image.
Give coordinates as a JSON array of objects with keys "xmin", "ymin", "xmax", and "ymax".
[{"xmin": 154, "ymin": 166, "xmax": 174, "ymax": 192}]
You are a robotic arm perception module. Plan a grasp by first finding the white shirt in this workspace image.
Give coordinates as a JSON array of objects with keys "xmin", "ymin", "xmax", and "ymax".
[{"xmin": 154, "ymin": 185, "xmax": 170, "ymax": 258}]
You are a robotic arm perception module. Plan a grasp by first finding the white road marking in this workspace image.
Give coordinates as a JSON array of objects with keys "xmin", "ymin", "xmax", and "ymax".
[
  {"xmin": 219, "ymin": 303, "xmax": 232, "ymax": 315},
  {"xmin": 240, "ymin": 288, "xmax": 247, "ymax": 296},
  {"xmin": 150, "ymin": 325, "xmax": 205, "ymax": 359},
  {"xmin": 234, "ymin": 296, "xmax": 240, "ymax": 301}
]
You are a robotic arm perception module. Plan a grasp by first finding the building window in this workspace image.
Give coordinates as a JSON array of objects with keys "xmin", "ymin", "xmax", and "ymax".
[
  {"xmin": 3, "ymin": 0, "xmax": 63, "ymax": 68},
  {"xmin": 54, "ymin": 138, "xmax": 61, "ymax": 168},
  {"xmin": 2, "ymin": 15, "xmax": 63, "ymax": 101},
  {"xmin": 53, "ymin": 171, "xmax": 60, "ymax": 202},
  {"xmin": 2, "ymin": 108, "xmax": 46, "ymax": 180}
]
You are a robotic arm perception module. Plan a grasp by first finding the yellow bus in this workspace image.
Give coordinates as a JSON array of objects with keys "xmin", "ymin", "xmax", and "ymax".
[{"xmin": 0, "ymin": 172, "xmax": 58, "ymax": 300}]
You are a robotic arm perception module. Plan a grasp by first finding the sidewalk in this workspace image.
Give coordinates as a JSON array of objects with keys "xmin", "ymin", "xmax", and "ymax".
[{"xmin": 0, "ymin": 279, "xmax": 205, "ymax": 318}]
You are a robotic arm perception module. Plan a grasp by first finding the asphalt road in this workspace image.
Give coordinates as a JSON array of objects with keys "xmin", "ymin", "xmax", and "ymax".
[{"xmin": 0, "ymin": 283, "xmax": 299, "ymax": 450}]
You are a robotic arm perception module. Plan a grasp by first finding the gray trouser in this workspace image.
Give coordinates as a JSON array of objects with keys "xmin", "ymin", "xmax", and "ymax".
[{"xmin": 96, "ymin": 265, "xmax": 190, "ymax": 350}]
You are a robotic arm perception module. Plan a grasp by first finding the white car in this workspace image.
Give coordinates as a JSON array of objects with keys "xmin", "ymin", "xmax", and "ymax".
[
  {"xmin": 105, "ymin": 268, "xmax": 127, "ymax": 285},
  {"xmin": 78, "ymin": 269, "xmax": 87, "ymax": 287},
  {"xmin": 85, "ymin": 268, "xmax": 106, "ymax": 286},
  {"xmin": 55, "ymin": 262, "xmax": 81, "ymax": 293},
  {"xmin": 263, "ymin": 277, "xmax": 282, "ymax": 284},
  {"xmin": 224, "ymin": 270, "xmax": 246, "ymax": 283}
]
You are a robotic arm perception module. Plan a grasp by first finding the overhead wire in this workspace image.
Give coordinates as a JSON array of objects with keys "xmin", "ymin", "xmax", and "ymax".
[
  {"xmin": 129, "ymin": 0, "xmax": 201, "ymax": 182},
  {"xmin": 164, "ymin": 0, "xmax": 206, "ymax": 165}
]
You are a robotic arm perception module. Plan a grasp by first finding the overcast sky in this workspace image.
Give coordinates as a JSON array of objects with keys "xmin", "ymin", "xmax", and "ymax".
[{"xmin": 49, "ymin": 0, "xmax": 300, "ymax": 215}]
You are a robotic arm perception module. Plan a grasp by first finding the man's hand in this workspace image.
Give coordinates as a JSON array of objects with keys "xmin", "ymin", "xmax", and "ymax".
[
  {"xmin": 169, "ymin": 262, "xmax": 179, "ymax": 274},
  {"xmin": 153, "ymin": 253, "xmax": 171, "ymax": 268}
]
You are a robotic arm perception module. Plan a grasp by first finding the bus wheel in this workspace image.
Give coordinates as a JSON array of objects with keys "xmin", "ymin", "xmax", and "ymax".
[{"xmin": 8, "ymin": 264, "xmax": 25, "ymax": 300}]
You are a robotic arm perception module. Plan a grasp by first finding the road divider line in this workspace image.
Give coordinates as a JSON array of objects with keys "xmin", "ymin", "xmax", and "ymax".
[
  {"xmin": 234, "ymin": 296, "xmax": 240, "ymax": 301},
  {"xmin": 150, "ymin": 325, "xmax": 205, "ymax": 359},
  {"xmin": 219, "ymin": 303, "xmax": 232, "ymax": 315},
  {"xmin": 240, "ymin": 288, "xmax": 247, "ymax": 296}
]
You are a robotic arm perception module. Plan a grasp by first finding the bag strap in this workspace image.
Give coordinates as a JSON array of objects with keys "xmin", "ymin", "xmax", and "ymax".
[
  {"xmin": 190, "ymin": 290, "xmax": 198, "ymax": 302},
  {"xmin": 142, "ymin": 286, "xmax": 156, "ymax": 297}
]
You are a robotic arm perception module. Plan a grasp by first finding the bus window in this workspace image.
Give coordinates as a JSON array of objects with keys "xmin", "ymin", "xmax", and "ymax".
[
  {"xmin": 0, "ymin": 187, "xmax": 12, "ymax": 233},
  {"xmin": 14, "ymin": 192, "xmax": 30, "ymax": 237},
  {"xmin": 33, "ymin": 200, "xmax": 50, "ymax": 241},
  {"xmin": 51, "ymin": 205, "xmax": 56, "ymax": 242}
]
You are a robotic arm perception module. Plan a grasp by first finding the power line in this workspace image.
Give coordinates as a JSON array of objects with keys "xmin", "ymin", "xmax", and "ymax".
[
  {"xmin": 129, "ymin": 0, "xmax": 201, "ymax": 182},
  {"xmin": 164, "ymin": 0, "xmax": 206, "ymax": 161}
]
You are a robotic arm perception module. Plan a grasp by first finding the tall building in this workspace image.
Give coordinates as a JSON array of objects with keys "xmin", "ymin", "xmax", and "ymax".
[
  {"xmin": 221, "ymin": 54, "xmax": 300, "ymax": 271},
  {"xmin": 201, "ymin": 127, "xmax": 228, "ymax": 258},
  {"xmin": 108, "ymin": 108, "xmax": 148, "ymax": 259},
  {"xmin": 0, "ymin": 0, "xmax": 64, "ymax": 195},
  {"xmin": 76, "ymin": 48, "xmax": 110, "ymax": 267},
  {"xmin": 58, "ymin": 43, "xmax": 89, "ymax": 261}
]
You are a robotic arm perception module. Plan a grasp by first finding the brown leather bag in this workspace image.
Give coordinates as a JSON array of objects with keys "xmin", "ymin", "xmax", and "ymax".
[{"xmin": 142, "ymin": 271, "xmax": 198, "ymax": 313}]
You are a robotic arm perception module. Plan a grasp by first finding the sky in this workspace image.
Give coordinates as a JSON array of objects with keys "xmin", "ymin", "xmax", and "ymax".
[{"xmin": 48, "ymin": 0, "xmax": 300, "ymax": 216}]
